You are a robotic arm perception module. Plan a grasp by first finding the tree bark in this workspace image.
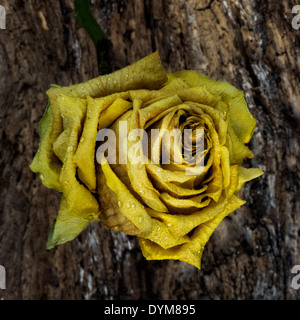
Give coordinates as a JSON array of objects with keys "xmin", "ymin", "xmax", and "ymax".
[{"xmin": 0, "ymin": 0, "xmax": 299, "ymax": 300}]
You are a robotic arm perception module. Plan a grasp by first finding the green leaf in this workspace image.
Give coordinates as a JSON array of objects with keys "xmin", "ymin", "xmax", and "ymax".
[{"xmin": 74, "ymin": 0, "xmax": 112, "ymax": 74}]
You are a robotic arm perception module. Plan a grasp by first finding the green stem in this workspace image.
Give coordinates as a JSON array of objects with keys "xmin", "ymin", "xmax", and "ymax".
[{"xmin": 74, "ymin": 0, "xmax": 112, "ymax": 74}]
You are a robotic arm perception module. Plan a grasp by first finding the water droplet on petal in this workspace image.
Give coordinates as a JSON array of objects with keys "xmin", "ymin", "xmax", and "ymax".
[
  {"xmin": 138, "ymin": 217, "xmax": 143, "ymax": 223},
  {"xmin": 40, "ymin": 174, "xmax": 45, "ymax": 181},
  {"xmin": 64, "ymin": 180, "xmax": 69, "ymax": 185},
  {"xmin": 157, "ymin": 226, "xmax": 161, "ymax": 232},
  {"xmin": 167, "ymin": 223, "xmax": 172, "ymax": 228},
  {"xmin": 156, "ymin": 167, "xmax": 162, "ymax": 172},
  {"xmin": 126, "ymin": 203, "xmax": 131, "ymax": 208},
  {"xmin": 139, "ymin": 190, "xmax": 145, "ymax": 195},
  {"xmin": 117, "ymin": 200, "xmax": 122, "ymax": 207},
  {"xmin": 131, "ymin": 204, "xmax": 136, "ymax": 209},
  {"xmin": 67, "ymin": 146, "xmax": 73, "ymax": 152},
  {"xmin": 80, "ymin": 137, "xmax": 85, "ymax": 143}
]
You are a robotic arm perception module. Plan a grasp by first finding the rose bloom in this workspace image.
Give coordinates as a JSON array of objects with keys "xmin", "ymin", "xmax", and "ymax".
[{"xmin": 30, "ymin": 52, "xmax": 263, "ymax": 268}]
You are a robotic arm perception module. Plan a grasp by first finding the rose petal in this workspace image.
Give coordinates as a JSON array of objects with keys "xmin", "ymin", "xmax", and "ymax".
[
  {"xmin": 139, "ymin": 194, "xmax": 245, "ymax": 269},
  {"xmin": 170, "ymin": 70, "xmax": 256, "ymax": 144},
  {"xmin": 30, "ymin": 102, "xmax": 63, "ymax": 191},
  {"xmin": 46, "ymin": 196, "xmax": 97, "ymax": 249},
  {"xmin": 56, "ymin": 95, "xmax": 99, "ymax": 217}
]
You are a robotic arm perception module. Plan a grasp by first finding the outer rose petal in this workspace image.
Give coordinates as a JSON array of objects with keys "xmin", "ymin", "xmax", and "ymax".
[
  {"xmin": 139, "ymin": 195, "xmax": 246, "ymax": 269},
  {"xmin": 46, "ymin": 196, "xmax": 97, "ymax": 249},
  {"xmin": 30, "ymin": 100, "xmax": 62, "ymax": 192}
]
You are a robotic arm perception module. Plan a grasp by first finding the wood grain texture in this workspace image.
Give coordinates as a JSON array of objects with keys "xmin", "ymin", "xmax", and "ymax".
[{"xmin": 0, "ymin": 0, "xmax": 299, "ymax": 299}]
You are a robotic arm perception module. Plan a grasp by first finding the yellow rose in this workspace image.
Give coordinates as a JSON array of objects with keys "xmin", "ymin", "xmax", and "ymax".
[{"xmin": 30, "ymin": 52, "xmax": 263, "ymax": 268}]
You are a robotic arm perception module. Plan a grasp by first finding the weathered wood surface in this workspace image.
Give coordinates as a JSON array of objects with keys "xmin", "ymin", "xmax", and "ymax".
[{"xmin": 0, "ymin": 0, "xmax": 299, "ymax": 299}]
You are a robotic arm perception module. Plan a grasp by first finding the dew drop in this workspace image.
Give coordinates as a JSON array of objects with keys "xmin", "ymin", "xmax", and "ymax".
[
  {"xmin": 126, "ymin": 203, "xmax": 131, "ymax": 208},
  {"xmin": 156, "ymin": 167, "xmax": 162, "ymax": 172},
  {"xmin": 167, "ymin": 222, "xmax": 172, "ymax": 228},
  {"xmin": 40, "ymin": 174, "xmax": 45, "ymax": 181},
  {"xmin": 81, "ymin": 85, "xmax": 85, "ymax": 89},
  {"xmin": 131, "ymin": 204, "xmax": 136, "ymax": 209},
  {"xmin": 64, "ymin": 180, "xmax": 69, "ymax": 185},
  {"xmin": 157, "ymin": 226, "xmax": 161, "ymax": 232},
  {"xmin": 117, "ymin": 200, "xmax": 122, "ymax": 207},
  {"xmin": 67, "ymin": 146, "xmax": 73, "ymax": 152},
  {"xmin": 138, "ymin": 217, "xmax": 143, "ymax": 223},
  {"xmin": 139, "ymin": 190, "xmax": 145, "ymax": 195},
  {"xmin": 80, "ymin": 137, "xmax": 85, "ymax": 143},
  {"xmin": 125, "ymin": 74, "xmax": 129, "ymax": 78}
]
